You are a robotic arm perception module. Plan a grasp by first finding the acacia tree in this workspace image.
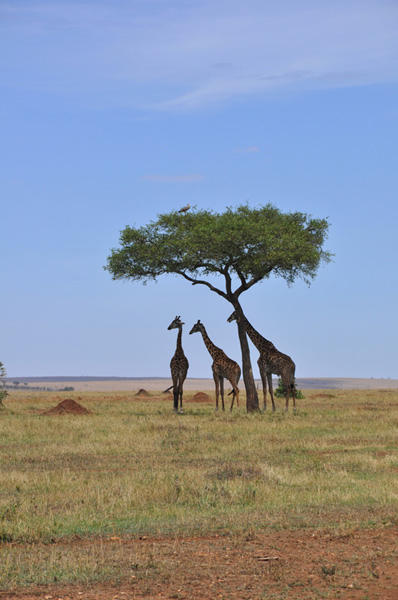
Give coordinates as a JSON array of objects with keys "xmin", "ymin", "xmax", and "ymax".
[{"xmin": 105, "ymin": 204, "xmax": 332, "ymax": 412}]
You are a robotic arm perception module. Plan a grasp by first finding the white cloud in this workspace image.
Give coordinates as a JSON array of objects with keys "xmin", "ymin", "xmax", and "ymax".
[{"xmin": 1, "ymin": 1, "xmax": 398, "ymax": 110}]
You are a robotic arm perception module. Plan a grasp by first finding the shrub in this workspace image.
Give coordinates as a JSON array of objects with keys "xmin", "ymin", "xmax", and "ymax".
[{"xmin": 274, "ymin": 377, "xmax": 305, "ymax": 399}]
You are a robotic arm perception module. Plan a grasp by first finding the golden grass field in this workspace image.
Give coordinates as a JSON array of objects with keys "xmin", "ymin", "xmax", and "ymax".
[{"xmin": 0, "ymin": 386, "xmax": 397, "ymax": 599}]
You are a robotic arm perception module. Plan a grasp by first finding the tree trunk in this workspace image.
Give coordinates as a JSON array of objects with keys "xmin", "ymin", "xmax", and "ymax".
[{"xmin": 231, "ymin": 301, "xmax": 259, "ymax": 412}]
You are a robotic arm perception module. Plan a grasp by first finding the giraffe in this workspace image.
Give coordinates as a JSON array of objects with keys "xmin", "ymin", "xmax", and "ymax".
[
  {"xmin": 189, "ymin": 319, "xmax": 240, "ymax": 411},
  {"xmin": 227, "ymin": 311, "xmax": 296, "ymax": 412},
  {"xmin": 168, "ymin": 316, "xmax": 189, "ymax": 413}
]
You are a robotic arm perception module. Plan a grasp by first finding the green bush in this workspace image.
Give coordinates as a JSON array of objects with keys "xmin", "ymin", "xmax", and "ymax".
[{"xmin": 274, "ymin": 377, "xmax": 304, "ymax": 399}]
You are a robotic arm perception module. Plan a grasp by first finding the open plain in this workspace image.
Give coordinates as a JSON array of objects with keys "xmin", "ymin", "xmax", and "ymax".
[
  {"xmin": 1, "ymin": 384, "xmax": 397, "ymax": 599},
  {"xmin": 7, "ymin": 376, "xmax": 398, "ymax": 392}
]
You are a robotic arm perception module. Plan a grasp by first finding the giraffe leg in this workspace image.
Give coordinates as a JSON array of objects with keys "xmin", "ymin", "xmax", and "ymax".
[
  {"xmin": 172, "ymin": 376, "xmax": 179, "ymax": 412},
  {"xmin": 267, "ymin": 372, "xmax": 276, "ymax": 412},
  {"xmin": 173, "ymin": 373, "xmax": 180, "ymax": 412},
  {"xmin": 229, "ymin": 382, "xmax": 239, "ymax": 411},
  {"xmin": 220, "ymin": 377, "xmax": 225, "ymax": 411},
  {"xmin": 260, "ymin": 369, "xmax": 268, "ymax": 411},
  {"xmin": 178, "ymin": 385, "xmax": 184, "ymax": 414},
  {"xmin": 282, "ymin": 377, "xmax": 290, "ymax": 412},
  {"xmin": 179, "ymin": 375, "xmax": 186, "ymax": 414},
  {"xmin": 235, "ymin": 381, "xmax": 239, "ymax": 408},
  {"xmin": 213, "ymin": 373, "xmax": 220, "ymax": 411},
  {"xmin": 291, "ymin": 380, "xmax": 296, "ymax": 411}
]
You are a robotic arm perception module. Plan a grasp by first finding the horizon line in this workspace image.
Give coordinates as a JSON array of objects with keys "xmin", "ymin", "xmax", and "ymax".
[{"xmin": 4, "ymin": 376, "xmax": 397, "ymax": 381}]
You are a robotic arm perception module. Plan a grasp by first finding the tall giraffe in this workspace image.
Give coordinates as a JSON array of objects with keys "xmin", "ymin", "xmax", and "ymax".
[
  {"xmin": 227, "ymin": 311, "xmax": 296, "ymax": 412},
  {"xmin": 189, "ymin": 320, "xmax": 240, "ymax": 411},
  {"xmin": 168, "ymin": 316, "xmax": 189, "ymax": 413}
]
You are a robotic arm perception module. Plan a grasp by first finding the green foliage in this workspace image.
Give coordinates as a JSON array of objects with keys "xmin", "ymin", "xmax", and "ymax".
[
  {"xmin": 274, "ymin": 377, "xmax": 305, "ymax": 399},
  {"xmin": 105, "ymin": 204, "xmax": 332, "ymax": 296},
  {"xmin": 0, "ymin": 362, "xmax": 8, "ymax": 406}
]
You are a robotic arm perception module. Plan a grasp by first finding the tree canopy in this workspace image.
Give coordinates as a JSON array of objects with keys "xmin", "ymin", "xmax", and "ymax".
[{"xmin": 105, "ymin": 204, "xmax": 332, "ymax": 297}]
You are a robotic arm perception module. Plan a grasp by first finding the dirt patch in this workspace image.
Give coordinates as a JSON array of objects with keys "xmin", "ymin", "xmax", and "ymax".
[
  {"xmin": 190, "ymin": 392, "xmax": 212, "ymax": 403},
  {"xmin": 3, "ymin": 525, "xmax": 398, "ymax": 600},
  {"xmin": 41, "ymin": 398, "xmax": 92, "ymax": 416},
  {"xmin": 135, "ymin": 388, "xmax": 150, "ymax": 397}
]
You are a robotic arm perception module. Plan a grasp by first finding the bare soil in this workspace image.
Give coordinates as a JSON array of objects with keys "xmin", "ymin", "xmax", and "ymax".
[
  {"xmin": 190, "ymin": 392, "xmax": 212, "ymax": 403},
  {"xmin": 41, "ymin": 399, "xmax": 92, "ymax": 416},
  {"xmin": 3, "ymin": 526, "xmax": 397, "ymax": 600},
  {"xmin": 135, "ymin": 389, "xmax": 150, "ymax": 397}
]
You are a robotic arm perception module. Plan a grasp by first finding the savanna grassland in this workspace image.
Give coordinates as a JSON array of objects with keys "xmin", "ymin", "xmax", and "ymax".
[{"xmin": 0, "ymin": 388, "xmax": 397, "ymax": 600}]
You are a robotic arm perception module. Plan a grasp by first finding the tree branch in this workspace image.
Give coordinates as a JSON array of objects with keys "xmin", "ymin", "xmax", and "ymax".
[
  {"xmin": 224, "ymin": 268, "xmax": 233, "ymax": 297},
  {"xmin": 234, "ymin": 274, "xmax": 265, "ymax": 298},
  {"xmin": 192, "ymin": 260, "xmax": 220, "ymax": 272},
  {"xmin": 176, "ymin": 271, "xmax": 228, "ymax": 299},
  {"xmin": 235, "ymin": 265, "xmax": 247, "ymax": 288}
]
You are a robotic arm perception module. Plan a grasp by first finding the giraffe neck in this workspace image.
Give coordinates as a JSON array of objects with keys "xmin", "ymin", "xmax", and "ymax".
[
  {"xmin": 242, "ymin": 315, "xmax": 273, "ymax": 351},
  {"xmin": 200, "ymin": 326, "xmax": 220, "ymax": 361},
  {"xmin": 176, "ymin": 327, "xmax": 183, "ymax": 353}
]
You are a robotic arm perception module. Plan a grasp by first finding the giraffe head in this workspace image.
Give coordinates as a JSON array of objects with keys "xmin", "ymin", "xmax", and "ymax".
[
  {"xmin": 189, "ymin": 319, "xmax": 204, "ymax": 335},
  {"xmin": 227, "ymin": 311, "xmax": 240, "ymax": 323},
  {"xmin": 168, "ymin": 316, "xmax": 184, "ymax": 330}
]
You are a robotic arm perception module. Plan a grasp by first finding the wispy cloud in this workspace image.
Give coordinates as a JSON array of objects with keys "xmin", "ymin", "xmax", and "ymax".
[
  {"xmin": 1, "ymin": 1, "xmax": 397, "ymax": 110},
  {"xmin": 140, "ymin": 174, "xmax": 204, "ymax": 183}
]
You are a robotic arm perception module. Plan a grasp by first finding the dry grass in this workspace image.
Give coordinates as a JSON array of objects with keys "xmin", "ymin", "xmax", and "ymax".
[{"xmin": 1, "ymin": 388, "xmax": 398, "ymax": 589}]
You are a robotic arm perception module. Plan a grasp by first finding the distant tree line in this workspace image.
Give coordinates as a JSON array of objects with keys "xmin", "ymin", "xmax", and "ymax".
[{"xmin": 1, "ymin": 380, "xmax": 74, "ymax": 392}]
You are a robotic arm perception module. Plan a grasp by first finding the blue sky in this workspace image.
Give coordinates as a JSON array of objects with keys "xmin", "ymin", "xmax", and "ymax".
[{"xmin": 1, "ymin": 0, "xmax": 397, "ymax": 379}]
